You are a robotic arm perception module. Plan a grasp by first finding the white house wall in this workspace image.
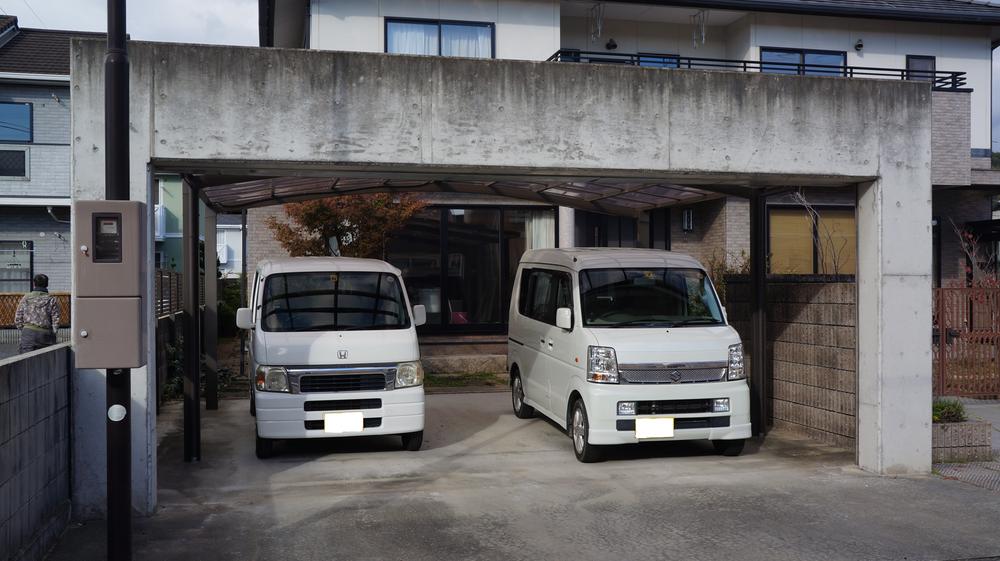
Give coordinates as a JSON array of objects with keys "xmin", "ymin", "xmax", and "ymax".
[
  {"xmin": 749, "ymin": 13, "xmax": 992, "ymax": 151},
  {"xmin": 308, "ymin": 0, "xmax": 560, "ymax": 61},
  {"xmin": 560, "ymin": 16, "xmax": 728, "ymax": 59}
]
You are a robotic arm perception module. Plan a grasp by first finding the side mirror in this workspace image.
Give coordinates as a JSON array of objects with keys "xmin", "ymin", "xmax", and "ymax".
[
  {"xmin": 235, "ymin": 307, "xmax": 254, "ymax": 330},
  {"xmin": 412, "ymin": 304, "xmax": 427, "ymax": 327},
  {"xmin": 555, "ymin": 307, "xmax": 573, "ymax": 330}
]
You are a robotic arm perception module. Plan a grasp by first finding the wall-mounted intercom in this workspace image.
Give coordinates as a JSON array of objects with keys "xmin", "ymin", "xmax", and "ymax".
[{"xmin": 73, "ymin": 200, "xmax": 147, "ymax": 368}]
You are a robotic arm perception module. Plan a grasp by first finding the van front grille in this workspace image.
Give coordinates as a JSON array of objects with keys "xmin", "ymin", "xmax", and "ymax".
[
  {"xmin": 299, "ymin": 373, "xmax": 391, "ymax": 393},
  {"xmin": 304, "ymin": 399, "xmax": 382, "ymax": 412},
  {"xmin": 619, "ymin": 364, "xmax": 727, "ymax": 384},
  {"xmin": 635, "ymin": 399, "xmax": 713, "ymax": 415},
  {"xmin": 616, "ymin": 417, "xmax": 730, "ymax": 431}
]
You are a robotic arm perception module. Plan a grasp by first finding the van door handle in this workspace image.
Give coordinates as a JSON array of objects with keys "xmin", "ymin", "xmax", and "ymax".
[
  {"xmin": 540, "ymin": 338, "xmax": 545, "ymax": 345},
  {"xmin": 547, "ymin": 339, "xmax": 553, "ymax": 349}
]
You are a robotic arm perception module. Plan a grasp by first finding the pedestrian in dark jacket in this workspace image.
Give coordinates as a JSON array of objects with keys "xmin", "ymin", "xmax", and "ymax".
[{"xmin": 14, "ymin": 274, "xmax": 61, "ymax": 353}]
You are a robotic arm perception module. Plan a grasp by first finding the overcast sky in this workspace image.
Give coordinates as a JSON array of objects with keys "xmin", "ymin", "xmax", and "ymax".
[{"xmin": 7, "ymin": 0, "xmax": 1000, "ymax": 150}]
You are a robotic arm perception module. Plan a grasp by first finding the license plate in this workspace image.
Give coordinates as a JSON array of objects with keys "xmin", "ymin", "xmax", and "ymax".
[
  {"xmin": 323, "ymin": 411, "xmax": 364, "ymax": 434},
  {"xmin": 635, "ymin": 417, "xmax": 675, "ymax": 439}
]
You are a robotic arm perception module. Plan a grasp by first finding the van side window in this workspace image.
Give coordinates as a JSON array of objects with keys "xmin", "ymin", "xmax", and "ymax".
[{"xmin": 519, "ymin": 268, "xmax": 572, "ymax": 326}]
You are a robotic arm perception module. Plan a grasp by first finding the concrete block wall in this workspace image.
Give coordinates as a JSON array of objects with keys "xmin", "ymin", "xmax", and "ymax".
[
  {"xmin": 0, "ymin": 344, "xmax": 71, "ymax": 561},
  {"xmin": 931, "ymin": 91, "xmax": 971, "ymax": 187},
  {"xmin": 728, "ymin": 279, "xmax": 857, "ymax": 450},
  {"xmin": 0, "ymin": 207, "xmax": 72, "ymax": 292}
]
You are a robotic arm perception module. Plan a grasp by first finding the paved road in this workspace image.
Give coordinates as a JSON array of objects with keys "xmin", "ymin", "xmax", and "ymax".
[{"xmin": 50, "ymin": 394, "xmax": 1000, "ymax": 561}]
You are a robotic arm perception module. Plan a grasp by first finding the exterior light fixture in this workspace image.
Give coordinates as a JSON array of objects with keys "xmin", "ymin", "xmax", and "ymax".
[
  {"xmin": 854, "ymin": 39, "xmax": 864, "ymax": 52},
  {"xmin": 682, "ymin": 208, "xmax": 694, "ymax": 232},
  {"xmin": 606, "ymin": 38, "xmax": 618, "ymax": 50}
]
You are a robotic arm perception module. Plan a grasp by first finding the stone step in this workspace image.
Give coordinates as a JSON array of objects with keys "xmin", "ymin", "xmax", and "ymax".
[{"xmin": 422, "ymin": 353, "xmax": 506, "ymax": 374}]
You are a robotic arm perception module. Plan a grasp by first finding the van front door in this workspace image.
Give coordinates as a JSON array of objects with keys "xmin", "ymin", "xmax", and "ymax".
[{"xmin": 540, "ymin": 268, "xmax": 577, "ymax": 423}]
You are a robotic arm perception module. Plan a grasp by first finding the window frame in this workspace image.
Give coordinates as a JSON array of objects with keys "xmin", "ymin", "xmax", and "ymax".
[
  {"xmin": 517, "ymin": 267, "xmax": 574, "ymax": 329},
  {"xmin": 767, "ymin": 204, "xmax": 856, "ymax": 275},
  {"xmin": 383, "ymin": 17, "xmax": 496, "ymax": 59},
  {"xmin": 905, "ymin": 55, "xmax": 936, "ymax": 82},
  {"xmin": 0, "ymin": 240, "xmax": 34, "ymax": 292},
  {"xmin": 0, "ymin": 102, "xmax": 32, "ymax": 144},
  {"xmin": 760, "ymin": 47, "xmax": 847, "ymax": 76},
  {"xmin": 0, "ymin": 146, "xmax": 29, "ymax": 179}
]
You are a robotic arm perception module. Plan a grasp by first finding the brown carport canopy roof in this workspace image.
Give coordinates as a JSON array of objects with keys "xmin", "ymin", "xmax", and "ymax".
[{"xmin": 195, "ymin": 176, "xmax": 723, "ymax": 216}]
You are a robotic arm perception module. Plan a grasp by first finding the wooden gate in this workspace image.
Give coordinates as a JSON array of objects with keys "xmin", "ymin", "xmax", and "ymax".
[{"xmin": 934, "ymin": 288, "xmax": 1000, "ymax": 397}]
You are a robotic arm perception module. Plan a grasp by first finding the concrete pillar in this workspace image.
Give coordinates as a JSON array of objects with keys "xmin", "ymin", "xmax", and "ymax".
[
  {"xmin": 203, "ymin": 207, "xmax": 218, "ymax": 410},
  {"xmin": 558, "ymin": 206, "xmax": 575, "ymax": 248},
  {"xmin": 856, "ymin": 178, "xmax": 933, "ymax": 474}
]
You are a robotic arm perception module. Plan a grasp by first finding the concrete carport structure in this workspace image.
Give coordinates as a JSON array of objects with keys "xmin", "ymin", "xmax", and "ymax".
[{"xmin": 70, "ymin": 38, "xmax": 930, "ymax": 516}]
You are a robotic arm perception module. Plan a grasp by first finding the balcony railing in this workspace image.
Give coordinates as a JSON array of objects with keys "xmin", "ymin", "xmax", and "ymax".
[{"xmin": 547, "ymin": 50, "xmax": 969, "ymax": 92}]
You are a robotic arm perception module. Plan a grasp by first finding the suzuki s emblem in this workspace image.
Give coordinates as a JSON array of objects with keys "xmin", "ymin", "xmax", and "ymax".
[
  {"xmin": 669, "ymin": 370, "xmax": 683, "ymax": 383},
  {"xmin": 338, "ymin": 350, "xmax": 348, "ymax": 360}
]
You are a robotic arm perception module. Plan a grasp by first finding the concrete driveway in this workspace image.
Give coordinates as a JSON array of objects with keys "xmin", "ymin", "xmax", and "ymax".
[{"xmin": 49, "ymin": 393, "xmax": 1000, "ymax": 561}]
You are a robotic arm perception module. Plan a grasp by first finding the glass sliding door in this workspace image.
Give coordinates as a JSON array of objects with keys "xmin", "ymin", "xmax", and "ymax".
[
  {"xmin": 503, "ymin": 208, "xmax": 557, "ymax": 318},
  {"xmin": 445, "ymin": 208, "xmax": 502, "ymax": 326},
  {"xmin": 385, "ymin": 208, "xmax": 443, "ymax": 325}
]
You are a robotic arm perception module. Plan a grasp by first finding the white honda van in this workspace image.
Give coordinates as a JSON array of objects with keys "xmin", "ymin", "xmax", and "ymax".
[
  {"xmin": 507, "ymin": 248, "xmax": 750, "ymax": 462},
  {"xmin": 236, "ymin": 257, "xmax": 426, "ymax": 458}
]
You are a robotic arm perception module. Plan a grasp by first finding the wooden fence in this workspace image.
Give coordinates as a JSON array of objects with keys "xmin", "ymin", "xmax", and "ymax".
[{"xmin": 155, "ymin": 269, "xmax": 184, "ymax": 318}]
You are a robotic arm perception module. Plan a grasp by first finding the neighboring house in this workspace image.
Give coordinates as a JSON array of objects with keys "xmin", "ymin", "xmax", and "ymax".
[
  {"xmin": 0, "ymin": 16, "xmax": 103, "ymax": 292},
  {"xmin": 155, "ymin": 174, "xmax": 243, "ymax": 277},
  {"xmin": 254, "ymin": 0, "xmax": 1000, "ymax": 333}
]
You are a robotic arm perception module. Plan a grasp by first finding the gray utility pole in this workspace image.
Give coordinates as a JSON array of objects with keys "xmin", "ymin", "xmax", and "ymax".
[{"xmin": 104, "ymin": 0, "xmax": 131, "ymax": 559}]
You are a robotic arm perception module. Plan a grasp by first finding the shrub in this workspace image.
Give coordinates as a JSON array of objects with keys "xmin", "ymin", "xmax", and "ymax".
[{"xmin": 932, "ymin": 399, "xmax": 967, "ymax": 423}]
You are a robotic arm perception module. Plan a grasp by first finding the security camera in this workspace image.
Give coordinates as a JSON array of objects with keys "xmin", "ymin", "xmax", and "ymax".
[
  {"xmin": 854, "ymin": 39, "xmax": 863, "ymax": 52},
  {"xmin": 606, "ymin": 38, "xmax": 618, "ymax": 50}
]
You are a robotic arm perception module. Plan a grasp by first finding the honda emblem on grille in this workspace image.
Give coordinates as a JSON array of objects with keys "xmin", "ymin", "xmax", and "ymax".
[
  {"xmin": 338, "ymin": 350, "xmax": 348, "ymax": 360},
  {"xmin": 669, "ymin": 370, "xmax": 683, "ymax": 382}
]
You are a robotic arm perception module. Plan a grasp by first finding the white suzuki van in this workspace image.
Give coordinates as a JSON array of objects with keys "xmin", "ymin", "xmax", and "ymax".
[
  {"xmin": 236, "ymin": 257, "xmax": 427, "ymax": 458},
  {"xmin": 507, "ymin": 248, "xmax": 750, "ymax": 462}
]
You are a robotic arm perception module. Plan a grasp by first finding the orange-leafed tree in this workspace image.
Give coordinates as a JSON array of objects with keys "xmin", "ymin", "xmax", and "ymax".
[{"xmin": 265, "ymin": 194, "xmax": 427, "ymax": 259}]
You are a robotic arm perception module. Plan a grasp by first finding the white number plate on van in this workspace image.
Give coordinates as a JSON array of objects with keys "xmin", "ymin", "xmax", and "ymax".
[
  {"xmin": 635, "ymin": 417, "xmax": 675, "ymax": 439},
  {"xmin": 323, "ymin": 411, "xmax": 364, "ymax": 434}
]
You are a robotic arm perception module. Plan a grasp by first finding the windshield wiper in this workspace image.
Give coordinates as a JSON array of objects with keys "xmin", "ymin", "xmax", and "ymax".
[
  {"xmin": 602, "ymin": 320, "xmax": 674, "ymax": 328},
  {"xmin": 665, "ymin": 318, "xmax": 722, "ymax": 327}
]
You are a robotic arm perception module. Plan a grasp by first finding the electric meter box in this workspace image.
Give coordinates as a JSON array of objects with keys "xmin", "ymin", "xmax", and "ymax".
[{"xmin": 73, "ymin": 200, "xmax": 147, "ymax": 368}]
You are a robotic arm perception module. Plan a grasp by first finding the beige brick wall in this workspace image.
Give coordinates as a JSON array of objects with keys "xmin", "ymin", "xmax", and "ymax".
[
  {"xmin": 246, "ymin": 206, "xmax": 291, "ymax": 278},
  {"xmin": 670, "ymin": 198, "xmax": 727, "ymax": 265},
  {"xmin": 728, "ymin": 280, "xmax": 857, "ymax": 450},
  {"xmin": 931, "ymin": 91, "xmax": 971, "ymax": 186}
]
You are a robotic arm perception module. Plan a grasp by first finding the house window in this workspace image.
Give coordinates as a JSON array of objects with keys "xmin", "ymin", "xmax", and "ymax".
[
  {"xmin": 0, "ymin": 241, "xmax": 32, "ymax": 292},
  {"xmin": 906, "ymin": 55, "xmax": 936, "ymax": 82},
  {"xmin": 0, "ymin": 149, "xmax": 26, "ymax": 177},
  {"xmin": 638, "ymin": 53, "xmax": 679, "ymax": 68},
  {"xmin": 0, "ymin": 102, "xmax": 31, "ymax": 143},
  {"xmin": 761, "ymin": 48, "xmax": 845, "ymax": 76},
  {"xmin": 385, "ymin": 19, "xmax": 493, "ymax": 59},
  {"xmin": 769, "ymin": 207, "xmax": 856, "ymax": 275}
]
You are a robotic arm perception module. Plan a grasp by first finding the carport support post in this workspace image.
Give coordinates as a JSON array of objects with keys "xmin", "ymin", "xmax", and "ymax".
[
  {"xmin": 749, "ymin": 191, "xmax": 768, "ymax": 436},
  {"xmin": 182, "ymin": 180, "xmax": 202, "ymax": 462},
  {"xmin": 204, "ymin": 207, "xmax": 218, "ymax": 410}
]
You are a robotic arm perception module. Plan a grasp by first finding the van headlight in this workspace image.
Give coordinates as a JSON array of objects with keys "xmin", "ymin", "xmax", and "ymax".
[
  {"xmin": 255, "ymin": 366, "xmax": 289, "ymax": 392},
  {"xmin": 727, "ymin": 344, "xmax": 745, "ymax": 380},
  {"xmin": 587, "ymin": 346, "xmax": 619, "ymax": 384},
  {"xmin": 395, "ymin": 361, "xmax": 424, "ymax": 388}
]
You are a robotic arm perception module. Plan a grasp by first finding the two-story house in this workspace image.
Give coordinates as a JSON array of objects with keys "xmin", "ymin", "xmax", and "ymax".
[
  {"xmin": 253, "ymin": 0, "xmax": 1000, "ymax": 335},
  {"xmin": 0, "ymin": 16, "xmax": 103, "ymax": 293}
]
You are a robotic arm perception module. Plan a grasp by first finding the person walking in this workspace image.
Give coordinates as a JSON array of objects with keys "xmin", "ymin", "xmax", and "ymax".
[{"xmin": 14, "ymin": 274, "xmax": 61, "ymax": 353}]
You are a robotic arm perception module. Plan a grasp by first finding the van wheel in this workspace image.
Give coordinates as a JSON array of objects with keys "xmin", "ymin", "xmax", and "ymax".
[
  {"xmin": 511, "ymin": 373, "xmax": 534, "ymax": 419},
  {"xmin": 255, "ymin": 431, "xmax": 275, "ymax": 459},
  {"xmin": 401, "ymin": 431, "xmax": 423, "ymax": 451},
  {"xmin": 713, "ymin": 439, "xmax": 745, "ymax": 457},
  {"xmin": 570, "ymin": 399, "xmax": 602, "ymax": 463}
]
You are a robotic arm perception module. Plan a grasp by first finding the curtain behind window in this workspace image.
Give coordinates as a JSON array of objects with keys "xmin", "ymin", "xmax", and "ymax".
[
  {"xmin": 386, "ymin": 21, "xmax": 438, "ymax": 55},
  {"xmin": 440, "ymin": 24, "xmax": 491, "ymax": 58}
]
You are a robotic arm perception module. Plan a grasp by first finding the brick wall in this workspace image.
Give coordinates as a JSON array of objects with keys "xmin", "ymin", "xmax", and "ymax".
[
  {"xmin": 245, "ymin": 206, "xmax": 290, "ymax": 280},
  {"xmin": 933, "ymin": 190, "xmax": 991, "ymax": 286},
  {"xmin": 728, "ymin": 279, "xmax": 857, "ymax": 450},
  {"xmin": 669, "ymin": 198, "xmax": 727, "ymax": 265},
  {"xmin": 0, "ymin": 207, "xmax": 71, "ymax": 292},
  {"xmin": 931, "ymin": 91, "xmax": 971, "ymax": 187},
  {"xmin": 0, "ymin": 344, "xmax": 71, "ymax": 561}
]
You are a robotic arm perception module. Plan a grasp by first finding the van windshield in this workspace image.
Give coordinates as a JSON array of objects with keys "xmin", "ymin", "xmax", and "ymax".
[
  {"xmin": 261, "ymin": 272, "xmax": 410, "ymax": 332},
  {"xmin": 579, "ymin": 268, "xmax": 724, "ymax": 328}
]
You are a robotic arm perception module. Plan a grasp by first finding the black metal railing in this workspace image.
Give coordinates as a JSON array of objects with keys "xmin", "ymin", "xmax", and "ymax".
[{"xmin": 547, "ymin": 50, "xmax": 970, "ymax": 91}]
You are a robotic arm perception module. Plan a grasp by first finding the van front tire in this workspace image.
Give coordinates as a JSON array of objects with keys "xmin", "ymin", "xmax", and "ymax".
[
  {"xmin": 570, "ymin": 399, "xmax": 602, "ymax": 463},
  {"xmin": 401, "ymin": 430, "xmax": 423, "ymax": 451},
  {"xmin": 713, "ymin": 439, "xmax": 745, "ymax": 457},
  {"xmin": 511, "ymin": 373, "xmax": 534, "ymax": 419},
  {"xmin": 255, "ymin": 432, "xmax": 275, "ymax": 459}
]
